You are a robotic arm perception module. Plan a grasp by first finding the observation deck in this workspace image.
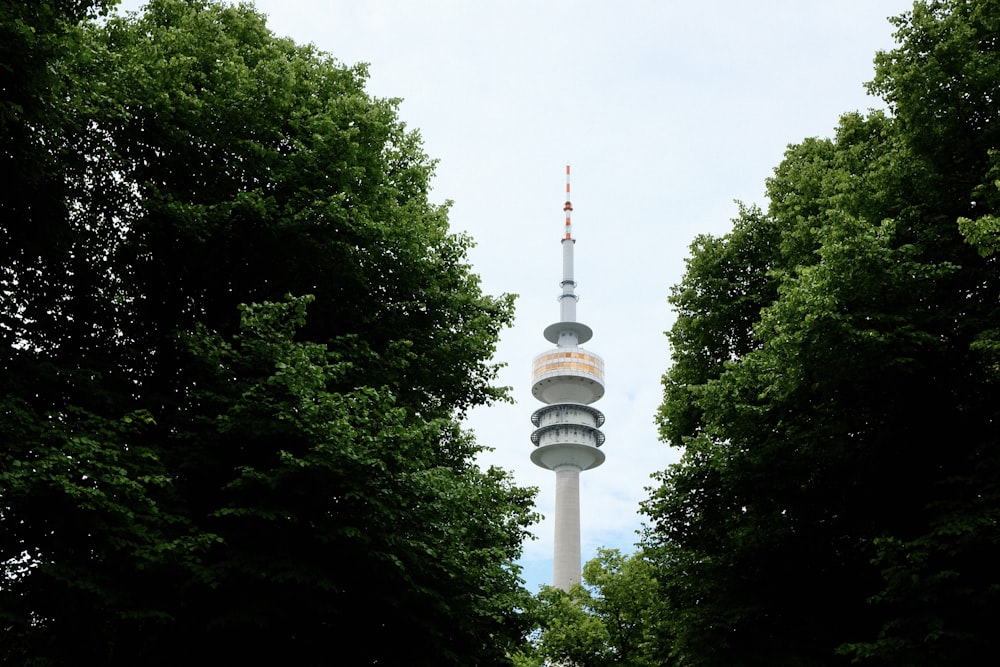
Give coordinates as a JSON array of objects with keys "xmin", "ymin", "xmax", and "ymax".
[
  {"xmin": 531, "ymin": 348, "xmax": 605, "ymax": 405},
  {"xmin": 530, "ymin": 343, "xmax": 606, "ymax": 471}
]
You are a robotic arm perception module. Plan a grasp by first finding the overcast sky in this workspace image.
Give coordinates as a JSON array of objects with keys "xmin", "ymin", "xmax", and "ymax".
[{"xmin": 117, "ymin": 0, "xmax": 917, "ymax": 592}]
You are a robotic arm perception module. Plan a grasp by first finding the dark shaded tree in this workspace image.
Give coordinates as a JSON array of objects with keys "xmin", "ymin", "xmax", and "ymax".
[
  {"xmin": 643, "ymin": 1, "xmax": 1000, "ymax": 664},
  {"xmin": 1, "ymin": 1, "xmax": 534, "ymax": 664}
]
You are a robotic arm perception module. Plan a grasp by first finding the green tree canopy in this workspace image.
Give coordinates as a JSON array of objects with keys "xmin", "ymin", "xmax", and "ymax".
[
  {"xmin": 644, "ymin": 1, "xmax": 1000, "ymax": 664},
  {"xmin": 517, "ymin": 549, "xmax": 665, "ymax": 667},
  {"xmin": 1, "ymin": 1, "xmax": 534, "ymax": 664}
]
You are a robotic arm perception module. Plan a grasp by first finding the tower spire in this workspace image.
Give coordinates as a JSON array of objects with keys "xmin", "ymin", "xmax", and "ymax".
[
  {"xmin": 564, "ymin": 164, "xmax": 573, "ymax": 240},
  {"xmin": 550, "ymin": 164, "xmax": 587, "ymax": 343},
  {"xmin": 530, "ymin": 166, "xmax": 607, "ymax": 591}
]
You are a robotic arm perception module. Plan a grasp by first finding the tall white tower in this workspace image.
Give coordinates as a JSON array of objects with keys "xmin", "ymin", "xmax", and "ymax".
[{"xmin": 530, "ymin": 165, "xmax": 606, "ymax": 591}]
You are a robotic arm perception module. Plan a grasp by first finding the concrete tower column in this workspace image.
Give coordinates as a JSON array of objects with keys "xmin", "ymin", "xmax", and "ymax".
[{"xmin": 553, "ymin": 465, "xmax": 582, "ymax": 590}]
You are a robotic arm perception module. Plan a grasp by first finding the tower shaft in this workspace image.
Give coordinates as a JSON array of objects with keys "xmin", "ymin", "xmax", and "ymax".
[
  {"xmin": 559, "ymin": 238, "xmax": 578, "ymax": 324},
  {"xmin": 553, "ymin": 466, "xmax": 582, "ymax": 590}
]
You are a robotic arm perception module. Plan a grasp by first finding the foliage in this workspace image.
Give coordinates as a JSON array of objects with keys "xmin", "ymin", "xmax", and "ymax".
[
  {"xmin": 532, "ymin": 584, "xmax": 613, "ymax": 667},
  {"xmin": 516, "ymin": 549, "xmax": 666, "ymax": 667},
  {"xmin": 644, "ymin": 1, "xmax": 1000, "ymax": 664},
  {"xmin": 1, "ymin": 1, "xmax": 533, "ymax": 664}
]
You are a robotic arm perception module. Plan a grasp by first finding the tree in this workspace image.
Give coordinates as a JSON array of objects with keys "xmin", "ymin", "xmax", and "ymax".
[
  {"xmin": 1, "ymin": 1, "xmax": 535, "ymax": 664},
  {"xmin": 0, "ymin": 0, "xmax": 119, "ymax": 355},
  {"xmin": 644, "ymin": 1, "xmax": 1000, "ymax": 664},
  {"xmin": 528, "ymin": 584, "xmax": 613, "ymax": 667},
  {"xmin": 580, "ymin": 548, "xmax": 665, "ymax": 667},
  {"xmin": 517, "ymin": 549, "xmax": 665, "ymax": 667}
]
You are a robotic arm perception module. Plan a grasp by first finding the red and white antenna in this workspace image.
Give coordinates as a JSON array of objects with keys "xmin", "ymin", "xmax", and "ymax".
[{"xmin": 564, "ymin": 164, "xmax": 573, "ymax": 240}]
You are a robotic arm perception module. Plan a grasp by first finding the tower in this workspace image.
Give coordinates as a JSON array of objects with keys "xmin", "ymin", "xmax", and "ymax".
[{"xmin": 530, "ymin": 165, "xmax": 606, "ymax": 591}]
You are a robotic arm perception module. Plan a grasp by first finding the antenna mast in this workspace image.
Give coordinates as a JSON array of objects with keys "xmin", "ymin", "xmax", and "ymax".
[{"xmin": 564, "ymin": 165, "xmax": 573, "ymax": 240}]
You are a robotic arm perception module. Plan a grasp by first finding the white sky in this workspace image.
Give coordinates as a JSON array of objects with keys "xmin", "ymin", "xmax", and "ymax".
[{"xmin": 116, "ymin": 0, "xmax": 916, "ymax": 592}]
